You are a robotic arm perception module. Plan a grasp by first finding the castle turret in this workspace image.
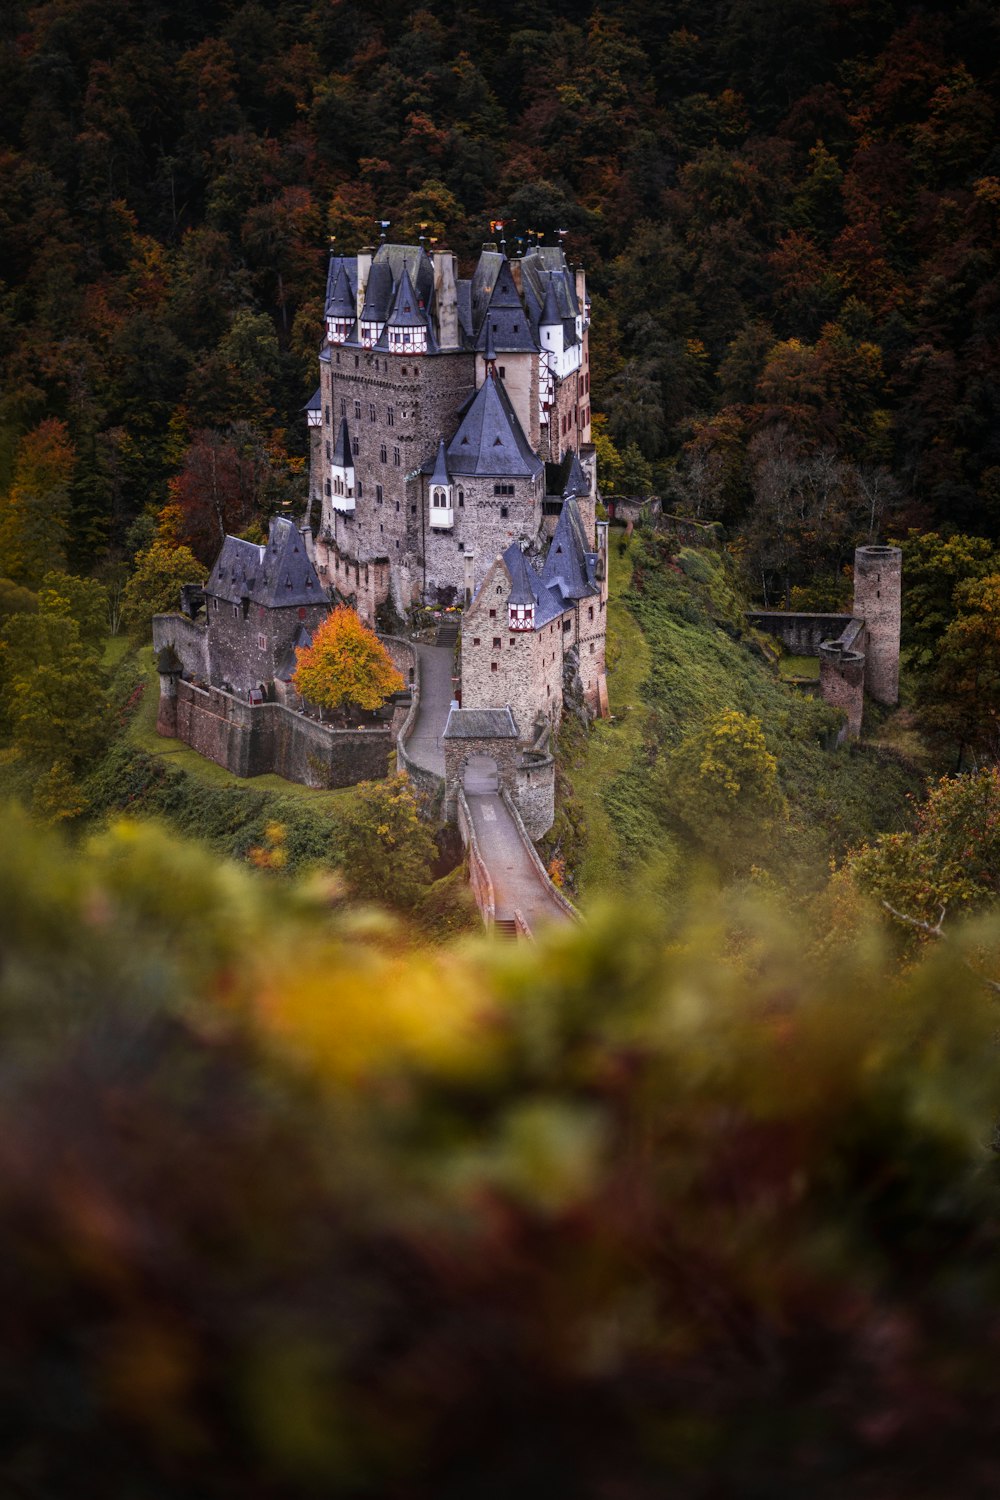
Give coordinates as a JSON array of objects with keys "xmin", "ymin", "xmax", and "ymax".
[
  {"xmin": 429, "ymin": 438, "xmax": 454, "ymax": 530},
  {"xmin": 853, "ymin": 544, "xmax": 902, "ymax": 706}
]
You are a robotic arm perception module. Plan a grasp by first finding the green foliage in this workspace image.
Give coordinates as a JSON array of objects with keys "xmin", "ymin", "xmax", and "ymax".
[
  {"xmin": 4, "ymin": 811, "xmax": 1000, "ymax": 1492},
  {"xmin": 658, "ymin": 708, "xmax": 784, "ymax": 872},
  {"xmin": 122, "ymin": 540, "xmax": 204, "ymax": 644},
  {"xmin": 38, "ymin": 571, "xmax": 109, "ymax": 650},
  {"xmin": 0, "ymin": 613, "xmax": 108, "ymax": 770},
  {"xmin": 914, "ymin": 570, "xmax": 1000, "ymax": 765},
  {"xmin": 0, "ymin": 419, "xmax": 75, "ymax": 586},
  {"xmin": 847, "ymin": 768, "xmax": 1000, "ymax": 929},
  {"xmin": 0, "ymin": 578, "xmax": 38, "ymax": 620},
  {"xmin": 899, "ymin": 531, "xmax": 998, "ymax": 675},
  {"xmin": 336, "ymin": 776, "xmax": 437, "ymax": 910},
  {"xmin": 569, "ymin": 536, "xmax": 919, "ymax": 894}
]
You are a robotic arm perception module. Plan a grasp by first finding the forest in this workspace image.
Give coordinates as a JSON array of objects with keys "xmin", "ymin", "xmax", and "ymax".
[{"xmin": 3, "ymin": 0, "xmax": 1000, "ymax": 1492}]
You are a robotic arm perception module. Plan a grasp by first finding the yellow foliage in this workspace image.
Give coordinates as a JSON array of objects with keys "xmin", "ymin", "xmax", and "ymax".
[{"xmin": 293, "ymin": 606, "xmax": 403, "ymax": 712}]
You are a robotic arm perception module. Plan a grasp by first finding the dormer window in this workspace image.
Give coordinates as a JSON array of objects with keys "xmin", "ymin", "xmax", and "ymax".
[
  {"xmin": 327, "ymin": 317, "xmax": 352, "ymax": 343},
  {"xmin": 508, "ymin": 603, "xmax": 534, "ymax": 631}
]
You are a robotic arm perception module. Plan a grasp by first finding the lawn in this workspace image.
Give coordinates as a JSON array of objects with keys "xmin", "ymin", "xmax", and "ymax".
[
  {"xmin": 561, "ymin": 541, "xmax": 656, "ymax": 894},
  {"xmin": 127, "ymin": 645, "xmax": 359, "ymax": 813}
]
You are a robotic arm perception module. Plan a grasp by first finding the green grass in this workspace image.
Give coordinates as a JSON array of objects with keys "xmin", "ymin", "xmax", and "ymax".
[
  {"xmin": 127, "ymin": 646, "xmax": 358, "ymax": 813},
  {"xmin": 102, "ymin": 634, "xmax": 131, "ymax": 669},
  {"xmin": 779, "ymin": 654, "xmax": 819, "ymax": 680},
  {"xmin": 560, "ymin": 537, "xmax": 922, "ymax": 905}
]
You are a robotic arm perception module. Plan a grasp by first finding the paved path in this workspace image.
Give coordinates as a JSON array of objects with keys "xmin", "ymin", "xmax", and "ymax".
[
  {"xmin": 464, "ymin": 755, "xmax": 570, "ymax": 932},
  {"xmin": 404, "ymin": 650, "xmax": 570, "ymax": 932},
  {"xmin": 405, "ymin": 642, "xmax": 454, "ymax": 778}
]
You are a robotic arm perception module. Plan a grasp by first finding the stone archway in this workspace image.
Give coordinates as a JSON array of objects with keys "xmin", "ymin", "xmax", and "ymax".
[
  {"xmin": 463, "ymin": 753, "xmax": 499, "ymax": 795},
  {"xmin": 442, "ymin": 707, "xmax": 520, "ymax": 820}
]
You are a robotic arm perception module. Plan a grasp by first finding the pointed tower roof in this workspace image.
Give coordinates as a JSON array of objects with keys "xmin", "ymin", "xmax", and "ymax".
[
  {"xmin": 361, "ymin": 257, "xmax": 394, "ymax": 321},
  {"xmin": 303, "ymin": 385, "xmax": 322, "ymax": 414},
  {"xmin": 446, "ymin": 375, "xmax": 544, "ymax": 479},
  {"xmin": 540, "ymin": 274, "xmax": 562, "ymax": 327},
  {"xmin": 501, "ymin": 542, "xmax": 564, "ymax": 627},
  {"xmin": 331, "ymin": 416, "xmax": 353, "ymax": 469},
  {"xmin": 474, "ymin": 257, "xmax": 539, "ymax": 354},
  {"xmin": 326, "ymin": 261, "xmax": 356, "ymax": 320},
  {"xmin": 541, "ymin": 497, "xmax": 600, "ymax": 605},
  {"xmin": 429, "ymin": 438, "xmax": 451, "ymax": 488},
  {"xmin": 386, "ymin": 263, "xmax": 429, "ymax": 328}
]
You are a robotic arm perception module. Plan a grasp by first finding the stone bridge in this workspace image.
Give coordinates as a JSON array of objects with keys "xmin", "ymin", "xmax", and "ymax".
[{"xmin": 393, "ymin": 640, "xmax": 575, "ymax": 936}]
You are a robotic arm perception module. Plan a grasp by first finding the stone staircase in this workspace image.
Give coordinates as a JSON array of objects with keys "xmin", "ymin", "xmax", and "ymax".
[
  {"xmin": 435, "ymin": 621, "xmax": 459, "ymax": 648},
  {"xmin": 493, "ymin": 917, "xmax": 518, "ymax": 941}
]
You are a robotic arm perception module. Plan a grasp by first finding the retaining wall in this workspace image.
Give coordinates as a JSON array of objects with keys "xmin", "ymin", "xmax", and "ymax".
[
  {"xmin": 172, "ymin": 680, "xmax": 392, "ymax": 786},
  {"xmin": 457, "ymin": 786, "xmax": 495, "ymax": 928}
]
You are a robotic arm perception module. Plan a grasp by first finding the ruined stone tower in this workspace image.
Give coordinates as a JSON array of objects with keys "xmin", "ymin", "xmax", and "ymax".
[{"xmin": 853, "ymin": 544, "xmax": 902, "ymax": 706}]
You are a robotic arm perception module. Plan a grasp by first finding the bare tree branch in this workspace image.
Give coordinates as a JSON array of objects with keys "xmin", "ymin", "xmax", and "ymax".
[{"xmin": 881, "ymin": 900, "xmax": 1000, "ymax": 995}]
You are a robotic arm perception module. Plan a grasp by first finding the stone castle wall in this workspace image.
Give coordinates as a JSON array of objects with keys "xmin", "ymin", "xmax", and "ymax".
[
  {"xmin": 172, "ymin": 679, "xmax": 392, "ymax": 786},
  {"xmin": 515, "ymin": 754, "xmax": 556, "ymax": 840},
  {"xmin": 852, "ymin": 545, "xmax": 902, "ymax": 705}
]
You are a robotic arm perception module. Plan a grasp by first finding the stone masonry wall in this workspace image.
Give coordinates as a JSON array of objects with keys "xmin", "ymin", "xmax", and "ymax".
[
  {"xmin": 747, "ymin": 611, "xmax": 855, "ymax": 656},
  {"xmin": 515, "ymin": 755, "xmax": 556, "ymax": 839},
  {"xmin": 462, "ymin": 559, "xmax": 565, "ymax": 737},
  {"xmin": 172, "ymin": 680, "xmax": 392, "ymax": 785},
  {"xmin": 152, "ymin": 612, "xmax": 209, "ymax": 681},
  {"xmin": 853, "ymin": 544, "xmax": 902, "ymax": 706},
  {"xmin": 419, "ymin": 470, "xmax": 543, "ymax": 606}
]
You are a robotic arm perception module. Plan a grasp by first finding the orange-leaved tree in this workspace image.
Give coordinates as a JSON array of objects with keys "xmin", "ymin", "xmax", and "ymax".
[{"xmin": 293, "ymin": 606, "xmax": 403, "ymax": 712}]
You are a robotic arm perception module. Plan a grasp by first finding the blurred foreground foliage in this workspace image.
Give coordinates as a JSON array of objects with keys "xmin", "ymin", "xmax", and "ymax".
[{"xmin": 3, "ymin": 810, "xmax": 1000, "ymax": 1496}]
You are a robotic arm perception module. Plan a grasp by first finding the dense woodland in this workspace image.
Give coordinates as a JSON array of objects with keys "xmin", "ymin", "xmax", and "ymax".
[
  {"xmin": 1, "ymin": 0, "xmax": 998, "ymax": 584},
  {"xmin": 6, "ymin": 7, "xmax": 1000, "ymax": 1490}
]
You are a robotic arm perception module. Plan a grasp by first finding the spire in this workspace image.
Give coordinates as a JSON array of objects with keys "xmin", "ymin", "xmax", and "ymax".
[
  {"xmin": 386, "ymin": 263, "xmax": 427, "ymax": 328},
  {"xmin": 484, "ymin": 320, "xmax": 497, "ymax": 372},
  {"xmin": 540, "ymin": 273, "xmax": 562, "ymax": 327},
  {"xmin": 326, "ymin": 262, "xmax": 355, "ymax": 320},
  {"xmin": 331, "ymin": 416, "xmax": 353, "ymax": 470},
  {"xmin": 429, "ymin": 437, "xmax": 451, "ymax": 488}
]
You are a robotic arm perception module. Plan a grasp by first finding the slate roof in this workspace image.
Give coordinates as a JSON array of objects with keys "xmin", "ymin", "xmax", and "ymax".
[
  {"xmin": 385, "ymin": 263, "xmax": 427, "ymax": 328},
  {"xmin": 540, "ymin": 497, "xmax": 600, "ymax": 605},
  {"xmin": 360, "ymin": 257, "xmax": 394, "ymax": 322},
  {"xmin": 429, "ymin": 438, "xmax": 451, "ymax": 488},
  {"xmin": 443, "ymin": 706, "xmax": 519, "ymax": 740},
  {"xmin": 207, "ymin": 517, "xmax": 324, "ymax": 609},
  {"xmin": 275, "ymin": 621, "xmax": 314, "ymax": 683},
  {"xmin": 325, "ymin": 261, "xmax": 356, "ymax": 320},
  {"xmin": 331, "ymin": 416, "xmax": 353, "ymax": 469},
  {"xmin": 474, "ymin": 258, "xmax": 539, "ymax": 354},
  {"xmin": 520, "ymin": 246, "xmax": 580, "ymax": 347},
  {"xmin": 446, "ymin": 371, "xmax": 544, "ymax": 479},
  {"xmin": 304, "ymin": 385, "xmax": 322, "ymax": 414},
  {"xmin": 502, "ymin": 542, "xmax": 565, "ymax": 627},
  {"xmin": 545, "ymin": 448, "xmax": 591, "ymax": 499}
]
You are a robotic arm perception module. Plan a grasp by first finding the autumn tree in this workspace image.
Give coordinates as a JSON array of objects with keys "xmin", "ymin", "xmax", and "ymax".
[
  {"xmin": 847, "ymin": 767, "xmax": 1000, "ymax": 931},
  {"xmin": 898, "ymin": 530, "xmax": 998, "ymax": 674},
  {"xmin": 657, "ymin": 707, "xmax": 785, "ymax": 871},
  {"xmin": 336, "ymin": 775, "xmax": 437, "ymax": 910},
  {"xmin": 916, "ymin": 572, "xmax": 1000, "ymax": 768},
  {"xmin": 293, "ymin": 607, "xmax": 403, "ymax": 714},
  {"xmin": 38, "ymin": 572, "xmax": 109, "ymax": 650},
  {"xmin": 122, "ymin": 540, "xmax": 204, "ymax": 644},
  {"xmin": 0, "ymin": 420, "xmax": 76, "ymax": 587},
  {"xmin": 0, "ymin": 613, "xmax": 107, "ymax": 770}
]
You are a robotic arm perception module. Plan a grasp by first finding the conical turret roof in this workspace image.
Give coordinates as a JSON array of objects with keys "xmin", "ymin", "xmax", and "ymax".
[{"xmin": 446, "ymin": 373, "xmax": 543, "ymax": 479}]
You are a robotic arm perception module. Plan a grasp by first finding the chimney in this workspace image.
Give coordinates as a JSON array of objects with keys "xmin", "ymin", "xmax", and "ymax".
[
  {"xmin": 432, "ymin": 249, "xmax": 459, "ymax": 350},
  {"xmin": 509, "ymin": 258, "xmax": 523, "ymax": 296},
  {"xmin": 356, "ymin": 247, "xmax": 373, "ymax": 321},
  {"xmin": 575, "ymin": 265, "xmax": 587, "ymax": 319}
]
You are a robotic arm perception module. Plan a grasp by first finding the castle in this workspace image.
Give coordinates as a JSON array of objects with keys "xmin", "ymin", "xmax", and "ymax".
[
  {"xmin": 305, "ymin": 240, "xmax": 597, "ymax": 625},
  {"xmin": 152, "ymin": 240, "xmax": 610, "ymax": 797}
]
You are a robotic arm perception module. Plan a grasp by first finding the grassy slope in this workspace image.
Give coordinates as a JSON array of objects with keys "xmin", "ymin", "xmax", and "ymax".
[{"xmin": 560, "ymin": 535, "xmax": 921, "ymax": 904}]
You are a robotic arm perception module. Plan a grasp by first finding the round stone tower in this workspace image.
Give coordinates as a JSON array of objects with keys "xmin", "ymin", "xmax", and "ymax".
[{"xmin": 853, "ymin": 544, "xmax": 902, "ymax": 706}]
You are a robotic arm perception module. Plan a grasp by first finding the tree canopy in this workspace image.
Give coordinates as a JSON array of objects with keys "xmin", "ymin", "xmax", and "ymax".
[{"xmin": 293, "ymin": 606, "xmax": 403, "ymax": 713}]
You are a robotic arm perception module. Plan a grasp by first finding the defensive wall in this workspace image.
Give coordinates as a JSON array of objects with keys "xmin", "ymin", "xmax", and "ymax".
[
  {"xmin": 457, "ymin": 786, "xmax": 495, "ymax": 929},
  {"xmin": 159, "ymin": 677, "xmax": 393, "ymax": 786},
  {"xmin": 746, "ymin": 545, "xmax": 901, "ymax": 741}
]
